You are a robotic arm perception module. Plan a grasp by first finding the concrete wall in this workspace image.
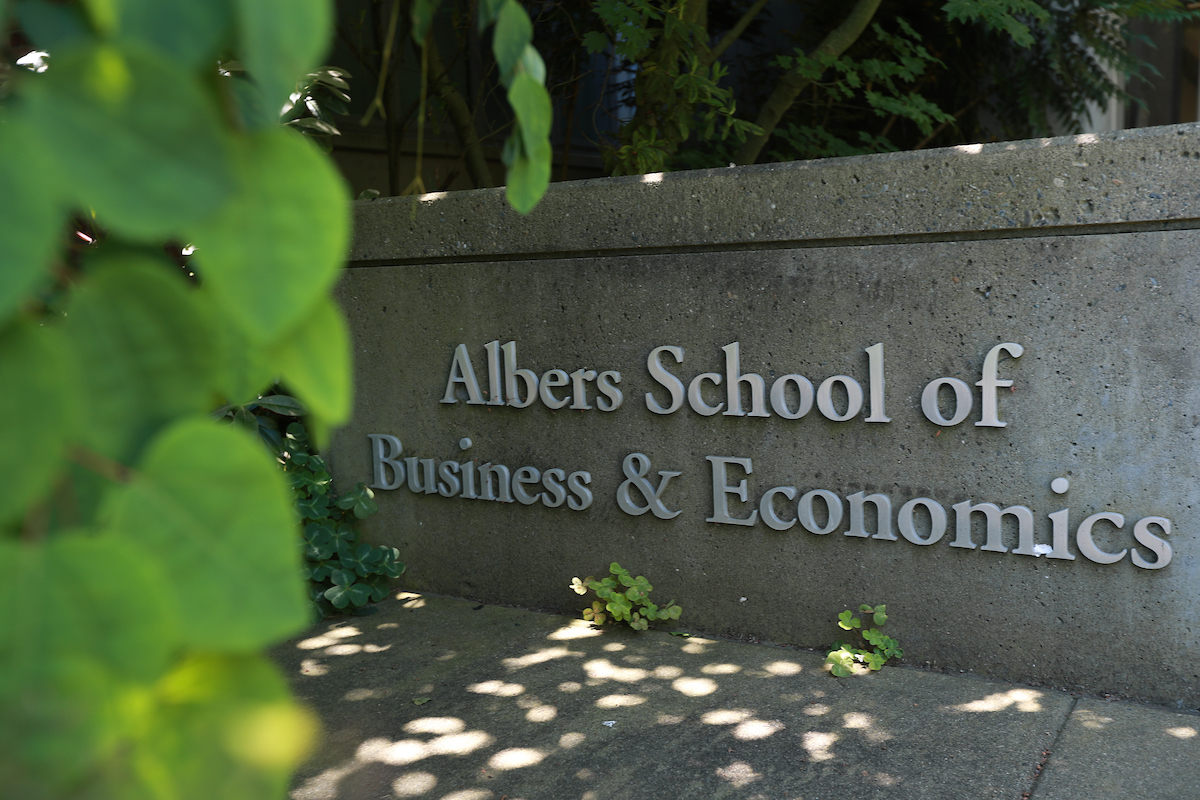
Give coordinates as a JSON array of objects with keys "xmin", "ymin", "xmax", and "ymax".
[{"xmin": 335, "ymin": 124, "xmax": 1200, "ymax": 707}]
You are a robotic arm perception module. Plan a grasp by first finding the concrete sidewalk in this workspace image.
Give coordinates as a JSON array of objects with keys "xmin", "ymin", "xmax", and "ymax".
[{"xmin": 271, "ymin": 593, "xmax": 1200, "ymax": 800}]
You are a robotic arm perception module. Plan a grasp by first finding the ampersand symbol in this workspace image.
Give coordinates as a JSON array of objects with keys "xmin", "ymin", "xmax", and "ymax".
[{"xmin": 616, "ymin": 452, "xmax": 682, "ymax": 519}]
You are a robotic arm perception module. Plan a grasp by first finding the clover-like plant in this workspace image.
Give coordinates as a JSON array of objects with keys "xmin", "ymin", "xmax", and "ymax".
[
  {"xmin": 215, "ymin": 393, "xmax": 404, "ymax": 616},
  {"xmin": 571, "ymin": 563, "xmax": 682, "ymax": 630},
  {"xmin": 826, "ymin": 604, "xmax": 903, "ymax": 676}
]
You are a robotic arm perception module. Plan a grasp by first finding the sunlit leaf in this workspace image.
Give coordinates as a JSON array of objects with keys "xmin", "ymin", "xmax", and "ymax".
[
  {"xmin": 504, "ymin": 137, "xmax": 551, "ymax": 215},
  {"xmin": 116, "ymin": 653, "xmax": 311, "ymax": 798},
  {"xmin": 22, "ymin": 41, "xmax": 234, "ymax": 241},
  {"xmin": 191, "ymin": 128, "xmax": 350, "ymax": 345},
  {"xmin": 234, "ymin": 0, "xmax": 331, "ymax": 123},
  {"xmin": 508, "ymin": 72, "xmax": 551, "ymax": 155},
  {"xmin": 271, "ymin": 294, "xmax": 351, "ymax": 426}
]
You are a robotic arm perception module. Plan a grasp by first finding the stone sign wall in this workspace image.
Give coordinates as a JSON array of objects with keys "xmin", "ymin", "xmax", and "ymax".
[{"xmin": 335, "ymin": 123, "xmax": 1200, "ymax": 706}]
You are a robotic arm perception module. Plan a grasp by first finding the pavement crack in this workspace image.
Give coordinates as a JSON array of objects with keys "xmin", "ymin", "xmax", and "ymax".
[{"xmin": 1020, "ymin": 695, "xmax": 1078, "ymax": 800}]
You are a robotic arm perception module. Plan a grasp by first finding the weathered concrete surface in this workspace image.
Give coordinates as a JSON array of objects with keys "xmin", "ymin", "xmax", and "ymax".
[
  {"xmin": 1031, "ymin": 698, "xmax": 1200, "ymax": 800},
  {"xmin": 334, "ymin": 124, "xmax": 1200, "ymax": 707},
  {"xmin": 272, "ymin": 593, "xmax": 1200, "ymax": 800},
  {"xmin": 350, "ymin": 123, "xmax": 1200, "ymax": 263}
]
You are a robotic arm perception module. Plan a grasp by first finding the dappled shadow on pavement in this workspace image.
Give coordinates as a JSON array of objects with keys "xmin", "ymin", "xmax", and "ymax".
[{"xmin": 271, "ymin": 593, "xmax": 1071, "ymax": 800}]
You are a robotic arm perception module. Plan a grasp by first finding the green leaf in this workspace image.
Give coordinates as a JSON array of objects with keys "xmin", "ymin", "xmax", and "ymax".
[
  {"xmin": 202, "ymin": 286, "xmax": 278, "ymax": 406},
  {"xmin": 103, "ymin": 418, "xmax": 309, "ymax": 650},
  {"xmin": 0, "ymin": 652, "xmax": 123, "ymax": 794},
  {"xmin": 16, "ymin": 0, "xmax": 91, "ymax": 50},
  {"xmin": 296, "ymin": 491, "xmax": 330, "ymax": 519},
  {"xmin": 0, "ymin": 322, "xmax": 76, "ymax": 522},
  {"xmin": 581, "ymin": 30, "xmax": 609, "ymax": 54},
  {"xmin": 0, "ymin": 119, "xmax": 64, "ymax": 326},
  {"xmin": 191, "ymin": 128, "xmax": 350, "ymax": 345},
  {"xmin": 253, "ymin": 395, "xmax": 307, "ymax": 416},
  {"xmin": 606, "ymin": 594, "xmax": 632, "ymax": 620},
  {"xmin": 505, "ymin": 135, "xmax": 551, "ymax": 215},
  {"xmin": 337, "ymin": 483, "xmax": 378, "ymax": 519},
  {"xmin": 234, "ymin": 0, "xmax": 331, "ymax": 124},
  {"xmin": 21, "ymin": 42, "xmax": 234, "ymax": 242},
  {"xmin": 3, "ymin": 533, "xmax": 178, "ymax": 686},
  {"xmin": 64, "ymin": 257, "xmax": 221, "ymax": 462},
  {"xmin": 125, "ymin": 653, "xmax": 312, "ymax": 798},
  {"xmin": 271, "ymin": 294, "xmax": 352, "ymax": 427},
  {"xmin": 337, "ymin": 542, "xmax": 381, "ymax": 577},
  {"xmin": 517, "ymin": 43, "xmax": 546, "ymax": 84},
  {"xmin": 117, "ymin": 0, "xmax": 233, "ymax": 68},
  {"xmin": 826, "ymin": 646, "xmax": 860, "ymax": 677},
  {"xmin": 325, "ymin": 581, "xmax": 371, "ymax": 608},
  {"xmin": 942, "ymin": 0, "xmax": 1048, "ymax": 48},
  {"xmin": 493, "ymin": 0, "xmax": 531, "ymax": 80},
  {"xmin": 509, "ymin": 72, "xmax": 551, "ymax": 153}
]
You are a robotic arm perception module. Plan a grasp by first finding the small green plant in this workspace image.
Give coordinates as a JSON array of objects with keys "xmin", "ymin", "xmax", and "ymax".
[
  {"xmin": 215, "ymin": 393, "xmax": 405, "ymax": 617},
  {"xmin": 571, "ymin": 562, "xmax": 682, "ymax": 630},
  {"xmin": 826, "ymin": 604, "xmax": 903, "ymax": 676}
]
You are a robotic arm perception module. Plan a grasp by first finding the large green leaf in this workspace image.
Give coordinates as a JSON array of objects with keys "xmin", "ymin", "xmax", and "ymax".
[
  {"xmin": 64, "ymin": 258, "xmax": 222, "ymax": 462},
  {"xmin": 0, "ymin": 648, "xmax": 123, "ymax": 796},
  {"xmin": 104, "ymin": 418, "xmax": 309, "ymax": 650},
  {"xmin": 493, "ymin": 0, "xmax": 531, "ymax": 80},
  {"xmin": 109, "ymin": 653, "xmax": 311, "ymax": 800},
  {"xmin": 0, "ymin": 321, "xmax": 76, "ymax": 523},
  {"xmin": 234, "ymin": 0, "xmax": 330, "ymax": 123},
  {"xmin": 505, "ymin": 136, "xmax": 551, "ymax": 215},
  {"xmin": 0, "ymin": 533, "xmax": 179, "ymax": 794},
  {"xmin": 271, "ymin": 294, "xmax": 351, "ymax": 426},
  {"xmin": 116, "ymin": 0, "xmax": 233, "ymax": 68},
  {"xmin": 190, "ymin": 128, "xmax": 350, "ymax": 345},
  {"xmin": 200, "ymin": 285, "xmax": 277, "ymax": 406},
  {"xmin": 0, "ymin": 120, "xmax": 65, "ymax": 323},
  {"xmin": 4, "ymin": 533, "xmax": 178, "ymax": 685},
  {"xmin": 509, "ymin": 72, "xmax": 552, "ymax": 156},
  {"xmin": 16, "ymin": 0, "xmax": 90, "ymax": 50},
  {"xmin": 20, "ymin": 41, "xmax": 234, "ymax": 241}
]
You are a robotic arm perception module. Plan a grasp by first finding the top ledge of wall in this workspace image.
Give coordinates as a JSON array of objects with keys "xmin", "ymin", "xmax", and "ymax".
[{"xmin": 349, "ymin": 123, "xmax": 1200, "ymax": 264}]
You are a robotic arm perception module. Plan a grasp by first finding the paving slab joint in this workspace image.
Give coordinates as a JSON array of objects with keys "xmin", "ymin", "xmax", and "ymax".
[{"xmin": 1021, "ymin": 695, "xmax": 1078, "ymax": 800}]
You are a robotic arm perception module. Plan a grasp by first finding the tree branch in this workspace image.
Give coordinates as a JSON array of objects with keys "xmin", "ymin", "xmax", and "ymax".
[
  {"xmin": 702, "ymin": 0, "xmax": 769, "ymax": 67},
  {"xmin": 424, "ymin": 36, "xmax": 496, "ymax": 189},
  {"xmin": 732, "ymin": 0, "xmax": 883, "ymax": 165}
]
